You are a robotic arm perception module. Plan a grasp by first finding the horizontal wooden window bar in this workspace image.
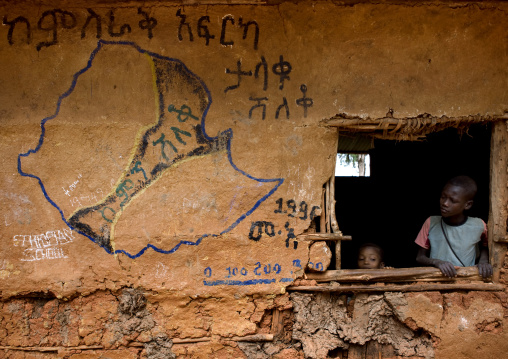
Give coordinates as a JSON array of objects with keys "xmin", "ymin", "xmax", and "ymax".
[
  {"xmin": 298, "ymin": 233, "xmax": 352, "ymax": 241},
  {"xmin": 305, "ymin": 266, "xmax": 488, "ymax": 283},
  {"xmin": 287, "ymin": 282, "xmax": 504, "ymax": 293}
]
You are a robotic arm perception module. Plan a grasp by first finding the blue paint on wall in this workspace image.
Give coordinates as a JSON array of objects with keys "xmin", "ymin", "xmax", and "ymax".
[
  {"xmin": 203, "ymin": 278, "xmax": 293, "ymax": 286},
  {"xmin": 18, "ymin": 40, "xmax": 284, "ymax": 259},
  {"xmin": 203, "ymin": 278, "xmax": 275, "ymax": 286}
]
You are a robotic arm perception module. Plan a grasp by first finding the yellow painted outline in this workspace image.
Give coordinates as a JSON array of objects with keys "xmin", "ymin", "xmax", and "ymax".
[{"xmin": 67, "ymin": 54, "xmax": 219, "ymax": 255}]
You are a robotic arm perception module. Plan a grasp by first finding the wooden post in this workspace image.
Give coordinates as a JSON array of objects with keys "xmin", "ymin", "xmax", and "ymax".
[
  {"xmin": 335, "ymin": 237, "xmax": 342, "ymax": 270},
  {"xmin": 489, "ymin": 120, "xmax": 508, "ymax": 282},
  {"xmin": 329, "ymin": 174, "xmax": 343, "ymax": 269},
  {"xmin": 320, "ymin": 187, "xmax": 326, "ymax": 233},
  {"xmin": 325, "ymin": 180, "xmax": 331, "ymax": 233}
]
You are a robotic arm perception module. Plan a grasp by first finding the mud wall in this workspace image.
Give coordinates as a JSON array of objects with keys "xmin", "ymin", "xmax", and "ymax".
[{"xmin": 0, "ymin": 1, "xmax": 507, "ymax": 358}]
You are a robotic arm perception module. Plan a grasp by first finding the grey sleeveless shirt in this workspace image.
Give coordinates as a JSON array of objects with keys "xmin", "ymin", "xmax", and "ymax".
[{"xmin": 428, "ymin": 216, "xmax": 485, "ymax": 267}]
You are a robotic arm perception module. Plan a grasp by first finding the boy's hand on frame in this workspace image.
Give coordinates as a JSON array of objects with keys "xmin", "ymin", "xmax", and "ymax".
[
  {"xmin": 434, "ymin": 260, "xmax": 457, "ymax": 277},
  {"xmin": 477, "ymin": 262, "xmax": 493, "ymax": 279}
]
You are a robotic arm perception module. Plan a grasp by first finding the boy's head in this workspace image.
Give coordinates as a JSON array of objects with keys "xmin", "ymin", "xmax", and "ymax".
[
  {"xmin": 440, "ymin": 176, "xmax": 477, "ymax": 219},
  {"xmin": 357, "ymin": 243, "xmax": 385, "ymax": 269}
]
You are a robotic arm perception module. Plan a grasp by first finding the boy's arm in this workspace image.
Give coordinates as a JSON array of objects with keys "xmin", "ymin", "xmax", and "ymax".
[
  {"xmin": 415, "ymin": 218, "xmax": 457, "ymax": 277},
  {"xmin": 477, "ymin": 246, "xmax": 493, "ymax": 279},
  {"xmin": 416, "ymin": 247, "xmax": 457, "ymax": 277}
]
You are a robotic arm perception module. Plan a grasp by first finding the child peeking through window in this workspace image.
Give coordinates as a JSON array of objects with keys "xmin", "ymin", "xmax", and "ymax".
[
  {"xmin": 357, "ymin": 243, "xmax": 385, "ymax": 269},
  {"xmin": 415, "ymin": 175, "xmax": 493, "ymax": 278}
]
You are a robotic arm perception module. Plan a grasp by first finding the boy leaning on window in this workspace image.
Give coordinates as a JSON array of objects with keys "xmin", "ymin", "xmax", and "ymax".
[{"xmin": 415, "ymin": 176, "xmax": 493, "ymax": 279}]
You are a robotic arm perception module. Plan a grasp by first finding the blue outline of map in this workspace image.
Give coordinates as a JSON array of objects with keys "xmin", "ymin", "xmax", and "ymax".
[{"xmin": 17, "ymin": 40, "xmax": 284, "ymax": 260}]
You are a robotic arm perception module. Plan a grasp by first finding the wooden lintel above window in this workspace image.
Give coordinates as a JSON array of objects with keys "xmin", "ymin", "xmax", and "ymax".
[{"xmin": 323, "ymin": 113, "xmax": 507, "ymax": 141}]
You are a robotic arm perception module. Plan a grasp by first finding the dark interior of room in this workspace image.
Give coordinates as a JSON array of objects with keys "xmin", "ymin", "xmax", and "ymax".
[{"xmin": 335, "ymin": 123, "xmax": 492, "ymax": 269}]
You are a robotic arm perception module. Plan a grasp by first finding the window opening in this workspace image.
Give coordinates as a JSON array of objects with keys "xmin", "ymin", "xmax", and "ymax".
[
  {"xmin": 336, "ymin": 134, "xmax": 373, "ymax": 177},
  {"xmin": 336, "ymin": 153, "xmax": 371, "ymax": 177},
  {"xmin": 292, "ymin": 119, "xmax": 508, "ymax": 294},
  {"xmin": 337, "ymin": 124, "xmax": 492, "ymax": 270}
]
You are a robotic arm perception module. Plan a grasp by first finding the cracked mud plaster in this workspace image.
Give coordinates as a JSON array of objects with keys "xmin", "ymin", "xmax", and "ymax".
[
  {"xmin": 238, "ymin": 342, "xmax": 304, "ymax": 359},
  {"xmin": 115, "ymin": 288, "xmax": 176, "ymax": 358},
  {"xmin": 291, "ymin": 292, "xmax": 434, "ymax": 359},
  {"xmin": 0, "ymin": 288, "xmax": 176, "ymax": 358}
]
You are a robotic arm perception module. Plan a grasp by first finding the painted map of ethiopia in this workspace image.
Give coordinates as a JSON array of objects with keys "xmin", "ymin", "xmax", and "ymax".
[{"xmin": 19, "ymin": 40, "xmax": 283, "ymax": 258}]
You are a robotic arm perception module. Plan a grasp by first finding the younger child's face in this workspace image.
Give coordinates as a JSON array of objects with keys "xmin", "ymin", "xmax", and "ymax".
[{"xmin": 358, "ymin": 247, "xmax": 384, "ymax": 269}]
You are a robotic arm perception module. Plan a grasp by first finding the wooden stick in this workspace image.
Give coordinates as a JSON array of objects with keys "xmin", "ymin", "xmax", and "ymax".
[
  {"xmin": 287, "ymin": 282, "xmax": 504, "ymax": 293},
  {"xmin": 0, "ymin": 334, "xmax": 275, "ymax": 351},
  {"xmin": 172, "ymin": 338, "xmax": 211, "ymax": 344},
  {"xmin": 306, "ymin": 266, "xmax": 486, "ymax": 283},
  {"xmin": 271, "ymin": 309, "xmax": 283, "ymax": 335},
  {"xmin": 335, "ymin": 240, "xmax": 342, "ymax": 270},
  {"xmin": 298, "ymin": 233, "xmax": 352, "ymax": 241},
  {"xmin": 329, "ymin": 178, "xmax": 340, "ymax": 234},
  {"xmin": 171, "ymin": 334, "xmax": 274, "ymax": 344},
  {"xmin": 328, "ymin": 174, "xmax": 343, "ymax": 270},
  {"xmin": 320, "ymin": 187, "xmax": 326, "ymax": 234},
  {"xmin": 0, "ymin": 345, "xmax": 104, "ymax": 352},
  {"xmin": 230, "ymin": 334, "xmax": 274, "ymax": 342},
  {"xmin": 329, "ymin": 176, "xmax": 340, "ymax": 234},
  {"xmin": 325, "ymin": 180, "xmax": 332, "ymax": 233}
]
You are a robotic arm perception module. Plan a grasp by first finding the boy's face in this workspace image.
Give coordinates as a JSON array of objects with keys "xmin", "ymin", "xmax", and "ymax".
[
  {"xmin": 440, "ymin": 184, "xmax": 473, "ymax": 219},
  {"xmin": 358, "ymin": 247, "xmax": 384, "ymax": 269}
]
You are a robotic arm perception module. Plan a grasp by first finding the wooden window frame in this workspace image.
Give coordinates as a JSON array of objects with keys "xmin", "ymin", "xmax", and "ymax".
[{"xmin": 289, "ymin": 120, "xmax": 508, "ymax": 293}]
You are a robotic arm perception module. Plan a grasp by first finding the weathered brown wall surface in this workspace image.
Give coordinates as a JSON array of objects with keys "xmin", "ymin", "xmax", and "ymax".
[{"xmin": 0, "ymin": 1, "xmax": 507, "ymax": 358}]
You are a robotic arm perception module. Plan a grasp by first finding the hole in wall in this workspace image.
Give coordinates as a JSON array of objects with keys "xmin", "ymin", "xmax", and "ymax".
[{"xmin": 327, "ymin": 347, "xmax": 346, "ymax": 358}]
